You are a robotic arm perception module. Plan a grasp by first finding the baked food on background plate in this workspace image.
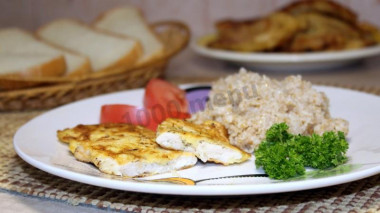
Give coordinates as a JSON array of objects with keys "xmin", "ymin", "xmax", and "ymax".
[{"xmin": 207, "ymin": 0, "xmax": 380, "ymax": 53}]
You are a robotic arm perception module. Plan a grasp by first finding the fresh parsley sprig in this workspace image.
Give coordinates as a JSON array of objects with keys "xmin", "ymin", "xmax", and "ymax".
[{"xmin": 255, "ymin": 123, "xmax": 349, "ymax": 179}]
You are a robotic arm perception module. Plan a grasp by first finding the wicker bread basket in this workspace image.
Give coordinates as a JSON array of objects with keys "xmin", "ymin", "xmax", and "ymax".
[{"xmin": 0, "ymin": 21, "xmax": 190, "ymax": 111}]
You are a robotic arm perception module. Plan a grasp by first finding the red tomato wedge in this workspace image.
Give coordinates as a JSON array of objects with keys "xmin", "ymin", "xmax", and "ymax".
[
  {"xmin": 101, "ymin": 104, "xmax": 141, "ymax": 124},
  {"xmin": 100, "ymin": 104, "xmax": 190, "ymax": 131},
  {"xmin": 100, "ymin": 79, "xmax": 190, "ymax": 130},
  {"xmin": 144, "ymin": 78, "xmax": 189, "ymax": 114}
]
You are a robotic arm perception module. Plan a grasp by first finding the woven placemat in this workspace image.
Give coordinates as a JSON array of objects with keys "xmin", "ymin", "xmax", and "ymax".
[{"xmin": 0, "ymin": 85, "xmax": 379, "ymax": 213}]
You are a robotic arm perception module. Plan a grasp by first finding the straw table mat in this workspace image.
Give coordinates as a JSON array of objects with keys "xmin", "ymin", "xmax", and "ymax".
[{"xmin": 0, "ymin": 85, "xmax": 379, "ymax": 213}]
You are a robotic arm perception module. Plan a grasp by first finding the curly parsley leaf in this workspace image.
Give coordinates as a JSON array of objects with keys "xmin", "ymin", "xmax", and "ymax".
[
  {"xmin": 255, "ymin": 137, "xmax": 305, "ymax": 179},
  {"xmin": 255, "ymin": 123, "xmax": 349, "ymax": 179},
  {"xmin": 299, "ymin": 131, "xmax": 348, "ymax": 169},
  {"xmin": 265, "ymin": 122, "xmax": 292, "ymax": 144}
]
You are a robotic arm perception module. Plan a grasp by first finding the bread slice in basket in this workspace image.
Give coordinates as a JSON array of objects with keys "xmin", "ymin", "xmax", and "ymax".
[
  {"xmin": 0, "ymin": 52, "xmax": 66, "ymax": 90},
  {"xmin": 94, "ymin": 7, "xmax": 164, "ymax": 65},
  {"xmin": 37, "ymin": 19, "xmax": 142, "ymax": 73},
  {"xmin": 0, "ymin": 28, "xmax": 92, "ymax": 77},
  {"xmin": 0, "ymin": 28, "xmax": 92, "ymax": 83},
  {"xmin": 0, "ymin": 28, "xmax": 72, "ymax": 90}
]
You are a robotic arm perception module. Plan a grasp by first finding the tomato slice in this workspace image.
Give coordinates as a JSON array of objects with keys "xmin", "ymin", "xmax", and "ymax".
[
  {"xmin": 144, "ymin": 78, "xmax": 188, "ymax": 114},
  {"xmin": 101, "ymin": 104, "xmax": 141, "ymax": 124},
  {"xmin": 101, "ymin": 79, "xmax": 190, "ymax": 131},
  {"xmin": 100, "ymin": 104, "xmax": 190, "ymax": 131}
]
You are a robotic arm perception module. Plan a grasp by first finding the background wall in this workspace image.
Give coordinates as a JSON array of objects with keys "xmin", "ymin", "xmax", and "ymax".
[{"xmin": 0, "ymin": 0, "xmax": 379, "ymax": 36}]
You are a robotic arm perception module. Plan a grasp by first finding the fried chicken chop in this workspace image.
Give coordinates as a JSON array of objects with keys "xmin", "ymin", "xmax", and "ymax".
[
  {"xmin": 282, "ymin": 12, "xmax": 366, "ymax": 52},
  {"xmin": 208, "ymin": 12, "xmax": 300, "ymax": 52},
  {"xmin": 156, "ymin": 118, "xmax": 250, "ymax": 165},
  {"xmin": 206, "ymin": 0, "xmax": 379, "ymax": 53},
  {"xmin": 57, "ymin": 123, "xmax": 197, "ymax": 177},
  {"xmin": 357, "ymin": 22, "xmax": 380, "ymax": 45},
  {"xmin": 280, "ymin": 0, "xmax": 357, "ymax": 25}
]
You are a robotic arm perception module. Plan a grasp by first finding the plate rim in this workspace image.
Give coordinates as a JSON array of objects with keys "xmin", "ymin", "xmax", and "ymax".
[
  {"xmin": 13, "ymin": 84, "xmax": 380, "ymax": 196},
  {"xmin": 191, "ymin": 35, "xmax": 380, "ymax": 64}
]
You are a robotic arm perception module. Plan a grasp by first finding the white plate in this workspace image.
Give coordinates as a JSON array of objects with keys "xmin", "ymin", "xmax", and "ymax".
[
  {"xmin": 191, "ymin": 35, "xmax": 380, "ymax": 71},
  {"xmin": 14, "ymin": 85, "xmax": 380, "ymax": 196}
]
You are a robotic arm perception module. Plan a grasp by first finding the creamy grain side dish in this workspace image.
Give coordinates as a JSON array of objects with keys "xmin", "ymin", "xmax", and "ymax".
[{"xmin": 191, "ymin": 68, "xmax": 349, "ymax": 153}]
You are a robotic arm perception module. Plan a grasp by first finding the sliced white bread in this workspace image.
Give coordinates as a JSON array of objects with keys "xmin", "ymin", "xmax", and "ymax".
[
  {"xmin": 60, "ymin": 52, "xmax": 91, "ymax": 77},
  {"xmin": 37, "ymin": 19, "xmax": 142, "ymax": 73},
  {"xmin": 0, "ymin": 53, "xmax": 64, "ymax": 77},
  {"xmin": 0, "ymin": 53, "xmax": 66, "ymax": 90},
  {"xmin": 0, "ymin": 28, "xmax": 91, "ymax": 78},
  {"xmin": 0, "ymin": 28, "xmax": 68, "ymax": 90},
  {"xmin": 95, "ymin": 7, "xmax": 164, "ymax": 65}
]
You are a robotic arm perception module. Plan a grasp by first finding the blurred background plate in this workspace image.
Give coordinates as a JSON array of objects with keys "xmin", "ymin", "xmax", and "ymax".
[{"xmin": 191, "ymin": 34, "xmax": 380, "ymax": 72}]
